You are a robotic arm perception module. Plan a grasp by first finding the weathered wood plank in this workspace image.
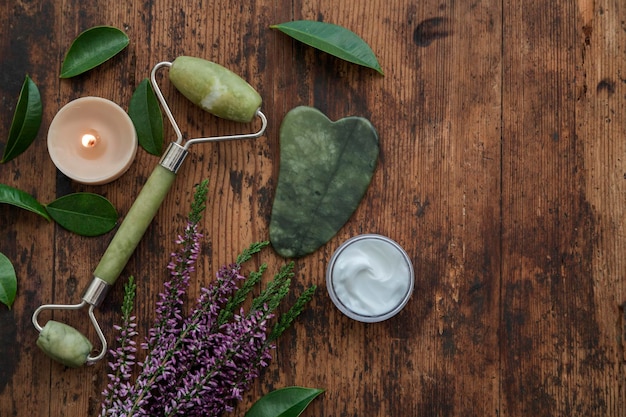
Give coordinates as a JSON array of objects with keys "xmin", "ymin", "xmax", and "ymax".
[
  {"xmin": 0, "ymin": 2, "xmax": 60, "ymax": 416},
  {"xmin": 576, "ymin": 0, "xmax": 626, "ymax": 413},
  {"xmin": 502, "ymin": 0, "xmax": 625, "ymax": 415}
]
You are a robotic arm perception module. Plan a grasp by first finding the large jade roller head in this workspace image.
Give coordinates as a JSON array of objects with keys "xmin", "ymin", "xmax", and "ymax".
[
  {"xmin": 169, "ymin": 56, "xmax": 262, "ymax": 123},
  {"xmin": 32, "ymin": 57, "xmax": 267, "ymax": 367}
]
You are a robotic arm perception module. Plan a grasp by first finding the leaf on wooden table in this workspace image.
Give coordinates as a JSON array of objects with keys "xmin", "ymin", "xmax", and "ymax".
[
  {"xmin": 0, "ymin": 252, "xmax": 17, "ymax": 309},
  {"xmin": 244, "ymin": 386, "xmax": 324, "ymax": 417},
  {"xmin": 269, "ymin": 106, "xmax": 379, "ymax": 258},
  {"xmin": 270, "ymin": 20, "xmax": 384, "ymax": 75},
  {"xmin": 46, "ymin": 193, "xmax": 118, "ymax": 236},
  {"xmin": 129, "ymin": 78, "xmax": 164, "ymax": 155},
  {"xmin": 60, "ymin": 26, "xmax": 129, "ymax": 78},
  {"xmin": 0, "ymin": 183, "xmax": 50, "ymax": 220},
  {"xmin": 1, "ymin": 75, "xmax": 42, "ymax": 163}
]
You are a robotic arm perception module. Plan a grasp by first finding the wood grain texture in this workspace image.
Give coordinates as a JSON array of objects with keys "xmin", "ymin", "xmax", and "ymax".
[
  {"xmin": 0, "ymin": 0, "xmax": 623, "ymax": 416},
  {"xmin": 502, "ymin": 0, "xmax": 625, "ymax": 415}
]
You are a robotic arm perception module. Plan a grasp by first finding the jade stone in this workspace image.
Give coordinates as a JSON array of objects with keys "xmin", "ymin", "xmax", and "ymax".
[
  {"xmin": 169, "ymin": 56, "xmax": 262, "ymax": 123},
  {"xmin": 94, "ymin": 165, "xmax": 176, "ymax": 285},
  {"xmin": 36, "ymin": 320, "xmax": 93, "ymax": 367},
  {"xmin": 270, "ymin": 106, "xmax": 379, "ymax": 258}
]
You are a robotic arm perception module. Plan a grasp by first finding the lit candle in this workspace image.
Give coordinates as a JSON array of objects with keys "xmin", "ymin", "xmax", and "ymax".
[{"xmin": 47, "ymin": 97, "xmax": 137, "ymax": 185}]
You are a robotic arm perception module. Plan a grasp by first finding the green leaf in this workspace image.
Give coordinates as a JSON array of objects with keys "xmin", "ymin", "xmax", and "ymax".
[
  {"xmin": 60, "ymin": 26, "xmax": 129, "ymax": 78},
  {"xmin": 245, "ymin": 387, "xmax": 324, "ymax": 417},
  {"xmin": 46, "ymin": 193, "xmax": 118, "ymax": 236},
  {"xmin": 129, "ymin": 78, "xmax": 164, "ymax": 156},
  {"xmin": 0, "ymin": 183, "xmax": 50, "ymax": 220},
  {"xmin": 270, "ymin": 20, "xmax": 383, "ymax": 75},
  {"xmin": 269, "ymin": 106, "xmax": 379, "ymax": 258},
  {"xmin": 0, "ymin": 252, "xmax": 17, "ymax": 309},
  {"xmin": 1, "ymin": 75, "xmax": 42, "ymax": 163}
]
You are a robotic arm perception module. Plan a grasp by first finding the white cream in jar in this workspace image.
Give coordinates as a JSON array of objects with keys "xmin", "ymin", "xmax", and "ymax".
[{"xmin": 327, "ymin": 234, "xmax": 414, "ymax": 322}]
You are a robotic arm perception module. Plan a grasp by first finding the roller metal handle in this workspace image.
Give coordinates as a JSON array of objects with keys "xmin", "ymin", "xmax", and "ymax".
[{"xmin": 32, "ymin": 143, "xmax": 187, "ymax": 367}]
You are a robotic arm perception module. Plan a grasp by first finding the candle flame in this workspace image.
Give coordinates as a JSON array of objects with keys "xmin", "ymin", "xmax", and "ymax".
[{"xmin": 81, "ymin": 130, "xmax": 100, "ymax": 148}]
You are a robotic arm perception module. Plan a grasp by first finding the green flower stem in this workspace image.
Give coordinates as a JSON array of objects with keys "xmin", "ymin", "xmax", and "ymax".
[{"xmin": 94, "ymin": 165, "xmax": 176, "ymax": 285}]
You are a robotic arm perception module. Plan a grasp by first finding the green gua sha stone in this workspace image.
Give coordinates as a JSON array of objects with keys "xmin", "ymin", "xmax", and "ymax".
[{"xmin": 270, "ymin": 106, "xmax": 379, "ymax": 258}]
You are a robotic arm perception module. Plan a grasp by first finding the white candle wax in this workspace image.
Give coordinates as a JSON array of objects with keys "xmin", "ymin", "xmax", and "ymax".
[{"xmin": 48, "ymin": 97, "xmax": 137, "ymax": 185}]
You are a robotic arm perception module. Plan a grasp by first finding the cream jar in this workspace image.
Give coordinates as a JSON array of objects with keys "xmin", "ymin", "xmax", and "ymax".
[{"xmin": 326, "ymin": 234, "xmax": 414, "ymax": 322}]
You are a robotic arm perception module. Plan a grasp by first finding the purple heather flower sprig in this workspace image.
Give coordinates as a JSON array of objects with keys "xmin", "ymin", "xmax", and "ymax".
[
  {"xmin": 99, "ymin": 180, "xmax": 316, "ymax": 417},
  {"xmin": 100, "ymin": 276, "xmax": 138, "ymax": 415}
]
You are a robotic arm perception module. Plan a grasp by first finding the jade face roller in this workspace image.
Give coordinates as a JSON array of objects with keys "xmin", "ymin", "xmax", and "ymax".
[{"xmin": 32, "ymin": 57, "xmax": 267, "ymax": 367}]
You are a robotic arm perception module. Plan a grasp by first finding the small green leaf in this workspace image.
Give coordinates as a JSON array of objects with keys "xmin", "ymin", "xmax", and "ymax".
[
  {"xmin": 245, "ymin": 386, "xmax": 324, "ymax": 417},
  {"xmin": 1, "ymin": 75, "xmax": 42, "ymax": 163},
  {"xmin": 0, "ymin": 183, "xmax": 50, "ymax": 220},
  {"xmin": 270, "ymin": 20, "xmax": 383, "ymax": 75},
  {"xmin": 0, "ymin": 252, "xmax": 17, "ymax": 309},
  {"xmin": 46, "ymin": 193, "xmax": 117, "ymax": 236},
  {"xmin": 129, "ymin": 78, "xmax": 164, "ymax": 155},
  {"xmin": 60, "ymin": 26, "xmax": 129, "ymax": 78}
]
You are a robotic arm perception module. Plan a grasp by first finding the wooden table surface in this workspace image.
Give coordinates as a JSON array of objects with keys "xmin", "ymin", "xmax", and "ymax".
[{"xmin": 1, "ymin": 0, "xmax": 625, "ymax": 416}]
